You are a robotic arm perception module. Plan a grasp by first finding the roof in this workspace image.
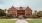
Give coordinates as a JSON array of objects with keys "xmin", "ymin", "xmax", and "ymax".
[{"xmin": 8, "ymin": 6, "xmax": 32, "ymax": 10}]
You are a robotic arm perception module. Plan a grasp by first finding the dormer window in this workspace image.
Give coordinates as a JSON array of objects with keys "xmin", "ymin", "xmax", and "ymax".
[
  {"xmin": 27, "ymin": 6, "xmax": 29, "ymax": 8},
  {"xmin": 20, "ymin": 7, "xmax": 22, "ymax": 8}
]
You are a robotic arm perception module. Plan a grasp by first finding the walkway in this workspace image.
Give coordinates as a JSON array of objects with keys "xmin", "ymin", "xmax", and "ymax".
[{"xmin": 15, "ymin": 19, "xmax": 28, "ymax": 23}]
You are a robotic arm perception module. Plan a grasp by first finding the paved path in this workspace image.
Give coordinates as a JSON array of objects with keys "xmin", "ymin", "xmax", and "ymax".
[{"xmin": 15, "ymin": 19, "xmax": 28, "ymax": 23}]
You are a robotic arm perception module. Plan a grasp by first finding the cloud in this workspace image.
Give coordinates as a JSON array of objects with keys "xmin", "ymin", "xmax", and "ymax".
[
  {"xmin": 0, "ymin": 0, "xmax": 4, "ymax": 4},
  {"xmin": 0, "ymin": 4, "xmax": 2, "ymax": 7},
  {"xmin": 0, "ymin": 0, "xmax": 42, "ymax": 12},
  {"xmin": 0, "ymin": 4, "xmax": 2, "ymax": 8}
]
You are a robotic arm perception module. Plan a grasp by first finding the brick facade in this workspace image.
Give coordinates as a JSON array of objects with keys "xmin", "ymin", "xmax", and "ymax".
[{"xmin": 8, "ymin": 6, "xmax": 32, "ymax": 18}]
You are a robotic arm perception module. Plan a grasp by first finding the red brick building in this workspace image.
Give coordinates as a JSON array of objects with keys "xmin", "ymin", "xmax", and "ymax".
[{"xmin": 8, "ymin": 6, "xmax": 32, "ymax": 18}]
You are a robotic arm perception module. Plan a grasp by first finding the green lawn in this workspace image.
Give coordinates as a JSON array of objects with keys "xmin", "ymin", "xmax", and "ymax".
[
  {"xmin": 0, "ymin": 19, "xmax": 42, "ymax": 23},
  {"xmin": 28, "ymin": 19, "xmax": 42, "ymax": 23},
  {"xmin": 0, "ymin": 19, "xmax": 16, "ymax": 23}
]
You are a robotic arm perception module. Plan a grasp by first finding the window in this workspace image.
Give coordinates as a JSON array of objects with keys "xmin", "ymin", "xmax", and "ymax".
[{"xmin": 26, "ymin": 14, "xmax": 30, "ymax": 16}]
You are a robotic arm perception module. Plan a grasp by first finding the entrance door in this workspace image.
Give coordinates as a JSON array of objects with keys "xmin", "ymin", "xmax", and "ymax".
[{"xmin": 17, "ymin": 10, "xmax": 25, "ymax": 17}]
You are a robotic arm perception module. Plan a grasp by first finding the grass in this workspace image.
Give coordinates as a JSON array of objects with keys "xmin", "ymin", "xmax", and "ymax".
[
  {"xmin": 0, "ymin": 19, "xmax": 42, "ymax": 23},
  {"xmin": 28, "ymin": 19, "xmax": 42, "ymax": 23},
  {"xmin": 0, "ymin": 19, "xmax": 16, "ymax": 23}
]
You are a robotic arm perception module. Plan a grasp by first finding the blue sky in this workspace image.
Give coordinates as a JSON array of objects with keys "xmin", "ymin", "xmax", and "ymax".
[{"xmin": 0, "ymin": 0, "xmax": 42, "ymax": 12}]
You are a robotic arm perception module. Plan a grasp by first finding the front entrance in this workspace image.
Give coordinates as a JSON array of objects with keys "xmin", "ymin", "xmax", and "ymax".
[{"xmin": 17, "ymin": 10, "xmax": 25, "ymax": 18}]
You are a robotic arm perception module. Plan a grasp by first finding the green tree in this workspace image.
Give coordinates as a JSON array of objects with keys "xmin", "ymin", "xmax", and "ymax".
[
  {"xmin": 4, "ymin": 9, "xmax": 7, "ymax": 13},
  {"xmin": 37, "ymin": 11, "xmax": 42, "ymax": 17},
  {"xmin": 32, "ymin": 10, "xmax": 38, "ymax": 18},
  {"xmin": 0, "ymin": 9, "xmax": 6, "ymax": 16}
]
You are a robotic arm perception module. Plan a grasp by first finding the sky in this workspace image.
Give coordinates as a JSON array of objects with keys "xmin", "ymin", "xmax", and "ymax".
[{"xmin": 0, "ymin": 0, "xmax": 42, "ymax": 12}]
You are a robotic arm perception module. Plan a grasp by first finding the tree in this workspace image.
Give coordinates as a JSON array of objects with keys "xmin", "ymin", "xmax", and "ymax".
[
  {"xmin": 4, "ymin": 9, "xmax": 7, "ymax": 13},
  {"xmin": 32, "ymin": 10, "xmax": 38, "ymax": 18},
  {"xmin": 37, "ymin": 11, "xmax": 42, "ymax": 17},
  {"xmin": 34, "ymin": 10, "xmax": 37, "ymax": 15},
  {"xmin": 0, "ymin": 9, "xmax": 6, "ymax": 16}
]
